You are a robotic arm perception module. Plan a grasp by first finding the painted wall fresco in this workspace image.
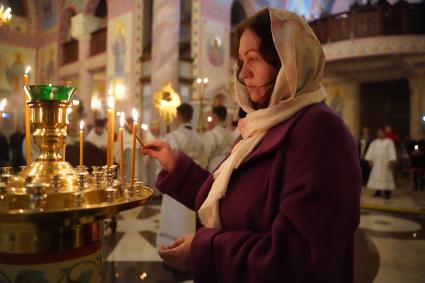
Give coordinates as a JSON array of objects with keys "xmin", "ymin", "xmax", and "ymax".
[
  {"xmin": 0, "ymin": 44, "xmax": 36, "ymax": 134},
  {"xmin": 107, "ymin": 12, "xmax": 132, "ymax": 100},
  {"xmin": 0, "ymin": 44, "xmax": 36, "ymax": 100},
  {"xmin": 286, "ymin": 0, "xmax": 312, "ymax": 17},
  {"xmin": 36, "ymin": 0, "xmax": 58, "ymax": 31},
  {"xmin": 254, "ymin": 0, "xmax": 286, "ymax": 9},
  {"xmin": 38, "ymin": 43, "xmax": 57, "ymax": 84},
  {"xmin": 202, "ymin": 19, "xmax": 230, "ymax": 99}
]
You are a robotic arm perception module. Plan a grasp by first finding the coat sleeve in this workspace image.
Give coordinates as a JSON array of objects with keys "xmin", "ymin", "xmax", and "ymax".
[
  {"xmin": 190, "ymin": 111, "xmax": 362, "ymax": 282},
  {"xmin": 155, "ymin": 151, "xmax": 211, "ymax": 210}
]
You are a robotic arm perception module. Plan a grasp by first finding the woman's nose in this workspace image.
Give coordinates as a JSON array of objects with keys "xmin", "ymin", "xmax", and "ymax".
[{"xmin": 239, "ymin": 64, "xmax": 252, "ymax": 81}]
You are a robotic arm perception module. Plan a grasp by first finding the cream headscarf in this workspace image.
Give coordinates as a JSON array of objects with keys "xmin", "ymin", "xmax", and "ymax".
[{"xmin": 198, "ymin": 8, "xmax": 328, "ymax": 228}]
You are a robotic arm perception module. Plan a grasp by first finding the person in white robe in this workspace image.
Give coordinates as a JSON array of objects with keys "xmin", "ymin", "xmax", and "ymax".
[
  {"xmin": 202, "ymin": 105, "xmax": 235, "ymax": 171},
  {"xmin": 157, "ymin": 103, "xmax": 203, "ymax": 246},
  {"xmin": 365, "ymin": 128, "xmax": 397, "ymax": 199},
  {"xmin": 22, "ymin": 133, "xmax": 40, "ymax": 163},
  {"xmin": 86, "ymin": 119, "xmax": 107, "ymax": 151}
]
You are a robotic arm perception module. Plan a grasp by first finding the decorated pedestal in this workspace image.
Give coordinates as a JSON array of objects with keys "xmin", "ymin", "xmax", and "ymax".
[{"xmin": 0, "ymin": 85, "xmax": 152, "ymax": 283}]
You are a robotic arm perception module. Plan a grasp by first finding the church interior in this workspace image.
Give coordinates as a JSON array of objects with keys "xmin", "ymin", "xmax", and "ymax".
[{"xmin": 0, "ymin": 0, "xmax": 425, "ymax": 282}]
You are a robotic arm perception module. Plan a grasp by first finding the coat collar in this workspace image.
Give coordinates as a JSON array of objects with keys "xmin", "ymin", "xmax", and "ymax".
[{"xmin": 240, "ymin": 104, "xmax": 313, "ymax": 166}]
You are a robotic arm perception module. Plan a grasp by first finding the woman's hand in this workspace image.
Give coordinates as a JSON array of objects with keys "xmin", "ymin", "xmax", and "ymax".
[
  {"xmin": 158, "ymin": 234, "xmax": 194, "ymax": 271},
  {"xmin": 141, "ymin": 140, "xmax": 176, "ymax": 171}
]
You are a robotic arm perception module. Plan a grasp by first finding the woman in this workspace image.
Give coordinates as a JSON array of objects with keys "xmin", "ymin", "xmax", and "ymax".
[{"xmin": 143, "ymin": 8, "xmax": 361, "ymax": 283}]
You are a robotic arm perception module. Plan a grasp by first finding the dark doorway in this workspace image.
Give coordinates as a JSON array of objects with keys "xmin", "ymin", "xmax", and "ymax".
[{"xmin": 360, "ymin": 79, "xmax": 410, "ymax": 139}]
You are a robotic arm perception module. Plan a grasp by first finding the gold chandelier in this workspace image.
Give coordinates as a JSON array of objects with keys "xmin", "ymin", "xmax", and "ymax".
[
  {"xmin": 152, "ymin": 82, "xmax": 181, "ymax": 124},
  {"xmin": 0, "ymin": 4, "xmax": 12, "ymax": 26}
]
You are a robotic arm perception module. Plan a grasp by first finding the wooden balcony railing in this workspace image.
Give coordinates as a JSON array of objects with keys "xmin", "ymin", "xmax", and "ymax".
[
  {"xmin": 309, "ymin": 2, "xmax": 425, "ymax": 44},
  {"xmin": 90, "ymin": 27, "xmax": 107, "ymax": 56},
  {"xmin": 62, "ymin": 39, "xmax": 79, "ymax": 65}
]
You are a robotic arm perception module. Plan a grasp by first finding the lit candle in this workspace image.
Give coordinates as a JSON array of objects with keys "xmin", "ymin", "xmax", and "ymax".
[
  {"xmin": 119, "ymin": 112, "xmax": 125, "ymax": 179},
  {"xmin": 130, "ymin": 108, "xmax": 138, "ymax": 186},
  {"xmin": 107, "ymin": 95, "xmax": 115, "ymax": 167},
  {"xmin": 23, "ymin": 66, "xmax": 30, "ymax": 86},
  {"xmin": 0, "ymin": 98, "xmax": 7, "ymax": 112},
  {"xmin": 24, "ymin": 66, "xmax": 31, "ymax": 165},
  {"xmin": 79, "ymin": 120, "xmax": 84, "ymax": 166}
]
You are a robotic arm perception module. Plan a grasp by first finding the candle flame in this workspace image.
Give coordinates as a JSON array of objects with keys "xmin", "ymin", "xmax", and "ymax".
[
  {"xmin": 196, "ymin": 78, "xmax": 202, "ymax": 84},
  {"xmin": 203, "ymin": 77, "xmax": 209, "ymax": 84},
  {"xmin": 120, "ymin": 112, "xmax": 125, "ymax": 127},
  {"xmin": 0, "ymin": 98, "xmax": 7, "ymax": 112},
  {"xmin": 141, "ymin": 123, "xmax": 148, "ymax": 131},
  {"xmin": 91, "ymin": 96, "xmax": 101, "ymax": 110},
  {"xmin": 80, "ymin": 120, "xmax": 85, "ymax": 130},
  {"xmin": 115, "ymin": 83, "xmax": 126, "ymax": 98},
  {"xmin": 107, "ymin": 96, "xmax": 115, "ymax": 109},
  {"xmin": 24, "ymin": 66, "xmax": 31, "ymax": 74},
  {"xmin": 132, "ymin": 108, "xmax": 138, "ymax": 122}
]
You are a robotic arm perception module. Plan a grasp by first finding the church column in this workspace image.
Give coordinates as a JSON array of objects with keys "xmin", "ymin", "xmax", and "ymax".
[
  {"xmin": 344, "ymin": 82, "xmax": 361, "ymax": 139},
  {"xmin": 151, "ymin": 0, "xmax": 180, "ymax": 96},
  {"xmin": 77, "ymin": 34, "xmax": 93, "ymax": 123},
  {"xmin": 71, "ymin": 13, "xmax": 104, "ymax": 124},
  {"xmin": 409, "ymin": 78, "xmax": 425, "ymax": 138}
]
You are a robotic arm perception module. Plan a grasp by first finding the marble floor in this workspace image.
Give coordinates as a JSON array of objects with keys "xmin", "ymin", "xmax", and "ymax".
[
  {"xmin": 361, "ymin": 180, "xmax": 425, "ymax": 214},
  {"xmin": 102, "ymin": 194, "xmax": 425, "ymax": 283}
]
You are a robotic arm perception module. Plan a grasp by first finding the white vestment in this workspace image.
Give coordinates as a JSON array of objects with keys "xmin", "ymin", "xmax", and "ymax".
[
  {"xmin": 85, "ymin": 129, "xmax": 108, "ymax": 150},
  {"xmin": 365, "ymin": 138, "xmax": 397, "ymax": 190},
  {"xmin": 22, "ymin": 135, "xmax": 40, "ymax": 162},
  {"xmin": 202, "ymin": 124, "xmax": 235, "ymax": 172},
  {"xmin": 157, "ymin": 123, "xmax": 203, "ymax": 246}
]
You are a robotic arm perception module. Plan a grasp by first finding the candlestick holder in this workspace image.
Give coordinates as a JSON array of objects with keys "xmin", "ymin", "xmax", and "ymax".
[{"xmin": 0, "ymin": 84, "xmax": 153, "ymax": 283}]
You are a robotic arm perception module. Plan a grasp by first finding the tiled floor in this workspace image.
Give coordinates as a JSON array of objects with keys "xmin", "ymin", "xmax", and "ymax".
[
  {"xmin": 355, "ymin": 210, "xmax": 425, "ymax": 283},
  {"xmin": 102, "ymin": 199, "xmax": 194, "ymax": 283},
  {"xmin": 103, "ymin": 189, "xmax": 425, "ymax": 283},
  {"xmin": 361, "ymin": 174, "xmax": 425, "ymax": 214}
]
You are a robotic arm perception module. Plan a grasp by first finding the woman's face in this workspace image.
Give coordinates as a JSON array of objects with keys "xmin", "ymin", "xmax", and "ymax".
[{"xmin": 238, "ymin": 29, "xmax": 278, "ymax": 108}]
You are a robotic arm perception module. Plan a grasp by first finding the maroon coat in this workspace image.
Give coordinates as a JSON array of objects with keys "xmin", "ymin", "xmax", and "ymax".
[{"xmin": 156, "ymin": 103, "xmax": 361, "ymax": 283}]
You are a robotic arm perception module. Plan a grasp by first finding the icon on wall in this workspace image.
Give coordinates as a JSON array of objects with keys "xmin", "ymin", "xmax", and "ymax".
[
  {"xmin": 207, "ymin": 35, "xmax": 224, "ymax": 67},
  {"xmin": 113, "ymin": 21, "xmax": 126, "ymax": 77}
]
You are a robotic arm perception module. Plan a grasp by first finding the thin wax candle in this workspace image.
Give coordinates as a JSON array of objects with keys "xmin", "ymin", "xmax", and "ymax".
[
  {"xmin": 130, "ymin": 109, "xmax": 138, "ymax": 186},
  {"xmin": 119, "ymin": 112, "xmax": 125, "ymax": 179},
  {"xmin": 23, "ymin": 66, "xmax": 31, "ymax": 165},
  {"xmin": 79, "ymin": 120, "xmax": 84, "ymax": 166}
]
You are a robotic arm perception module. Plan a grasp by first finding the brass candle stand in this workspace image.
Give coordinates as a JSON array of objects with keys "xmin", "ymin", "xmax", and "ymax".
[{"xmin": 0, "ymin": 85, "xmax": 152, "ymax": 283}]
